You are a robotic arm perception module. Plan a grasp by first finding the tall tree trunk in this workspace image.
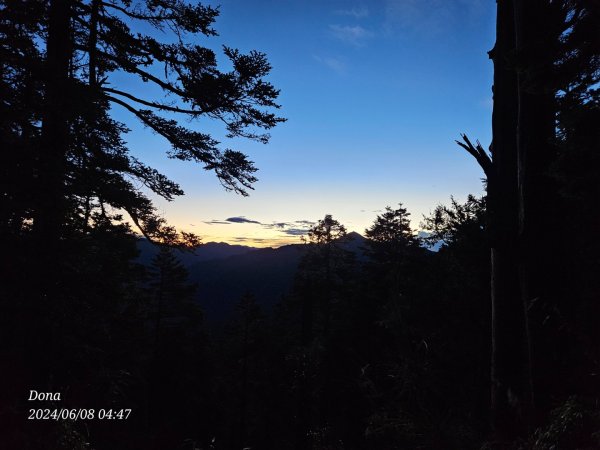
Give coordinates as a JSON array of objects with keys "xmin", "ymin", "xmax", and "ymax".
[
  {"xmin": 35, "ymin": 0, "xmax": 72, "ymax": 246},
  {"xmin": 488, "ymin": 0, "xmax": 533, "ymax": 439},
  {"xmin": 82, "ymin": 0, "xmax": 100, "ymax": 232},
  {"xmin": 513, "ymin": 0, "xmax": 557, "ymax": 418},
  {"xmin": 23, "ymin": 3, "xmax": 73, "ymax": 444},
  {"xmin": 30, "ymin": 0, "xmax": 73, "ymax": 388}
]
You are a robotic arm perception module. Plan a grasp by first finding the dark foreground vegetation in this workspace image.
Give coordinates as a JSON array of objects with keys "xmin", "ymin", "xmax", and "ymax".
[{"xmin": 1, "ymin": 1, "xmax": 598, "ymax": 449}]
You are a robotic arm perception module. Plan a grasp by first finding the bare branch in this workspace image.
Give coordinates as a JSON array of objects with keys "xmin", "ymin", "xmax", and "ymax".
[
  {"xmin": 102, "ymin": 87, "xmax": 202, "ymax": 115},
  {"xmin": 100, "ymin": 1, "xmax": 176, "ymax": 22},
  {"xmin": 455, "ymin": 133, "xmax": 494, "ymax": 178}
]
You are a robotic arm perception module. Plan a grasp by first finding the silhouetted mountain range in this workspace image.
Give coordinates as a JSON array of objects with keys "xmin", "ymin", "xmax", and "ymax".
[
  {"xmin": 137, "ymin": 232, "xmax": 368, "ymax": 322},
  {"xmin": 136, "ymin": 239, "xmax": 259, "ymax": 267}
]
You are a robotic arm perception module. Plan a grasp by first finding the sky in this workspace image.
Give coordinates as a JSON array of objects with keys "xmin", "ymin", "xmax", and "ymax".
[{"xmin": 114, "ymin": 0, "xmax": 496, "ymax": 247}]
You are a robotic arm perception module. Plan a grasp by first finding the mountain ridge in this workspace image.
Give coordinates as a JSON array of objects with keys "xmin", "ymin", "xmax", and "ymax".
[{"xmin": 136, "ymin": 233, "xmax": 369, "ymax": 323}]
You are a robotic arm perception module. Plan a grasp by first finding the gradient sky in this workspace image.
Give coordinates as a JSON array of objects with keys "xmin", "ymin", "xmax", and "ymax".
[{"xmin": 114, "ymin": 0, "xmax": 496, "ymax": 247}]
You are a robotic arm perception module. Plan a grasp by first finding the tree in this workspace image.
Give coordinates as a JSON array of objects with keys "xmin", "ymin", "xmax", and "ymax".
[
  {"xmin": 358, "ymin": 198, "xmax": 490, "ymax": 448},
  {"xmin": 302, "ymin": 214, "xmax": 351, "ymax": 336},
  {"xmin": 7, "ymin": 0, "xmax": 283, "ymax": 389},
  {"xmin": 0, "ymin": 2, "xmax": 284, "ymax": 447},
  {"xmin": 293, "ymin": 215, "xmax": 356, "ymax": 449},
  {"xmin": 464, "ymin": 1, "xmax": 533, "ymax": 428},
  {"xmin": 532, "ymin": 1, "xmax": 600, "ymax": 430},
  {"xmin": 2, "ymin": 0, "xmax": 284, "ymax": 246},
  {"xmin": 457, "ymin": 0, "xmax": 599, "ymax": 440},
  {"xmin": 147, "ymin": 246, "xmax": 198, "ymax": 357},
  {"xmin": 231, "ymin": 292, "xmax": 263, "ymax": 449},
  {"xmin": 0, "ymin": 1, "xmax": 45, "ymax": 236},
  {"xmin": 365, "ymin": 204, "xmax": 418, "ymax": 262},
  {"xmin": 364, "ymin": 204, "xmax": 421, "ymax": 324},
  {"xmin": 145, "ymin": 246, "xmax": 205, "ymax": 445},
  {"xmin": 422, "ymin": 194, "xmax": 488, "ymax": 276},
  {"xmin": 455, "ymin": 0, "xmax": 536, "ymax": 437}
]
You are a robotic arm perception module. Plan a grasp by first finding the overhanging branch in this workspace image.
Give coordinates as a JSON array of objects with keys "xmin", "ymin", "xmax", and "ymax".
[{"xmin": 102, "ymin": 87, "xmax": 202, "ymax": 115}]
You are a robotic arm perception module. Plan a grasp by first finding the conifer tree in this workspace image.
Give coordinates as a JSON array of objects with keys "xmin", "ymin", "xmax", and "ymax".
[
  {"xmin": 0, "ymin": 2, "xmax": 284, "ymax": 446},
  {"xmin": 146, "ymin": 246, "xmax": 203, "ymax": 444},
  {"xmin": 457, "ymin": 0, "xmax": 599, "ymax": 439},
  {"xmin": 2, "ymin": 0, "xmax": 285, "ymax": 246},
  {"xmin": 365, "ymin": 205, "xmax": 416, "ymax": 254}
]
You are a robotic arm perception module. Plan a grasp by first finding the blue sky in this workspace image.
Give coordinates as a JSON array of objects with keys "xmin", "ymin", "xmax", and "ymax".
[{"xmin": 115, "ymin": 0, "xmax": 496, "ymax": 247}]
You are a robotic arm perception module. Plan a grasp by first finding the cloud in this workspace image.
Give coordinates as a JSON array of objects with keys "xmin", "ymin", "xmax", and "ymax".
[
  {"xmin": 232, "ymin": 237, "xmax": 269, "ymax": 242},
  {"xmin": 313, "ymin": 55, "xmax": 346, "ymax": 74},
  {"xmin": 329, "ymin": 24, "xmax": 373, "ymax": 47},
  {"xmin": 262, "ymin": 221, "xmax": 292, "ymax": 230},
  {"xmin": 203, "ymin": 220, "xmax": 231, "ymax": 225},
  {"xmin": 334, "ymin": 6, "xmax": 369, "ymax": 19},
  {"xmin": 384, "ymin": 0, "xmax": 450, "ymax": 35},
  {"xmin": 282, "ymin": 228, "xmax": 310, "ymax": 236},
  {"xmin": 225, "ymin": 216, "xmax": 262, "ymax": 225},
  {"xmin": 279, "ymin": 220, "xmax": 315, "ymax": 236},
  {"xmin": 205, "ymin": 217, "xmax": 316, "ymax": 241},
  {"xmin": 261, "ymin": 219, "xmax": 316, "ymax": 236},
  {"xmin": 383, "ymin": 0, "xmax": 484, "ymax": 36}
]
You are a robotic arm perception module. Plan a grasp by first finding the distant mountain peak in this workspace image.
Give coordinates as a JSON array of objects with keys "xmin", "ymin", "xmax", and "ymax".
[
  {"xmin": 136, "ymin": 238, "xmax": 258, "ymax": 267},
  {"xmin": 345, "ymin": 231, "xmax": 365, "ymax": 240},
  {"xmin": 202, "ymin": 241, "xmax": 257, "ymax": 249}
]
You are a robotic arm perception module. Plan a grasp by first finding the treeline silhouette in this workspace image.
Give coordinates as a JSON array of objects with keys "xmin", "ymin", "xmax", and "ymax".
[{"xmin": 1, "ymin": 1, "xmax": 598, "ymax": 449}]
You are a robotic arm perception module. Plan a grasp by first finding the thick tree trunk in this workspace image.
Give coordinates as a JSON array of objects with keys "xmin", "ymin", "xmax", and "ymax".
[
  {"xmin": 488, "ymin": 0, "xmax": 533, "ymax": 439},
  {"xmin": 35, "ymin": 0, "xmax": 72, "ymax": 245},
  {"xmin": 22, "ymin": 3, "xmax": 73, "ymax": 444},
  {"xmin": 29, "ymin": 0, "xmax": 73, "ymax": 389},
  {"xmin": 513, "ymin": 0, "xmax": 557, "ymax": 417}
]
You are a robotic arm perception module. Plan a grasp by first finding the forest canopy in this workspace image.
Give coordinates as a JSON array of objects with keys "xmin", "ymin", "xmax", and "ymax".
[{"xmin": 1, "ymin": 0, "xmax": 285, "ymax": 247}]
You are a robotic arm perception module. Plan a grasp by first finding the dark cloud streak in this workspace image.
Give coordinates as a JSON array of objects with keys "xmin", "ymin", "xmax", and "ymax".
[
  {"xmin": 282, "ymin": 228, "xmax": 310, "ymax": 236},
  {"xmin": 203, "ymin": 217, "xmax": 316, "ymax": 239},
  {"xmin": 262, "ymin": 219, "xmax": 316, "ymax": 236},
  {"xmin": 226, "ymin": 216, "xmax": 262, "ymax": 224}
]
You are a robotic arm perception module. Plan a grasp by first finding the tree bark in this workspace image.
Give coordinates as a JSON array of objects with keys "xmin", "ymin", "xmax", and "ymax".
[
  {"xmin": 35, "ymin": 0, "xmax": 72, "ymax": 245},
  {"xmin": 29, "ymin": 0, "xmax": 73, "ymax": 390},
  {"xmin": 488, "ymin": 0, "xmax": 533, "ymax": 439},
  {"xmin": 513, "ymin": 0, "xmax": 557, "ymax": 417}
]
